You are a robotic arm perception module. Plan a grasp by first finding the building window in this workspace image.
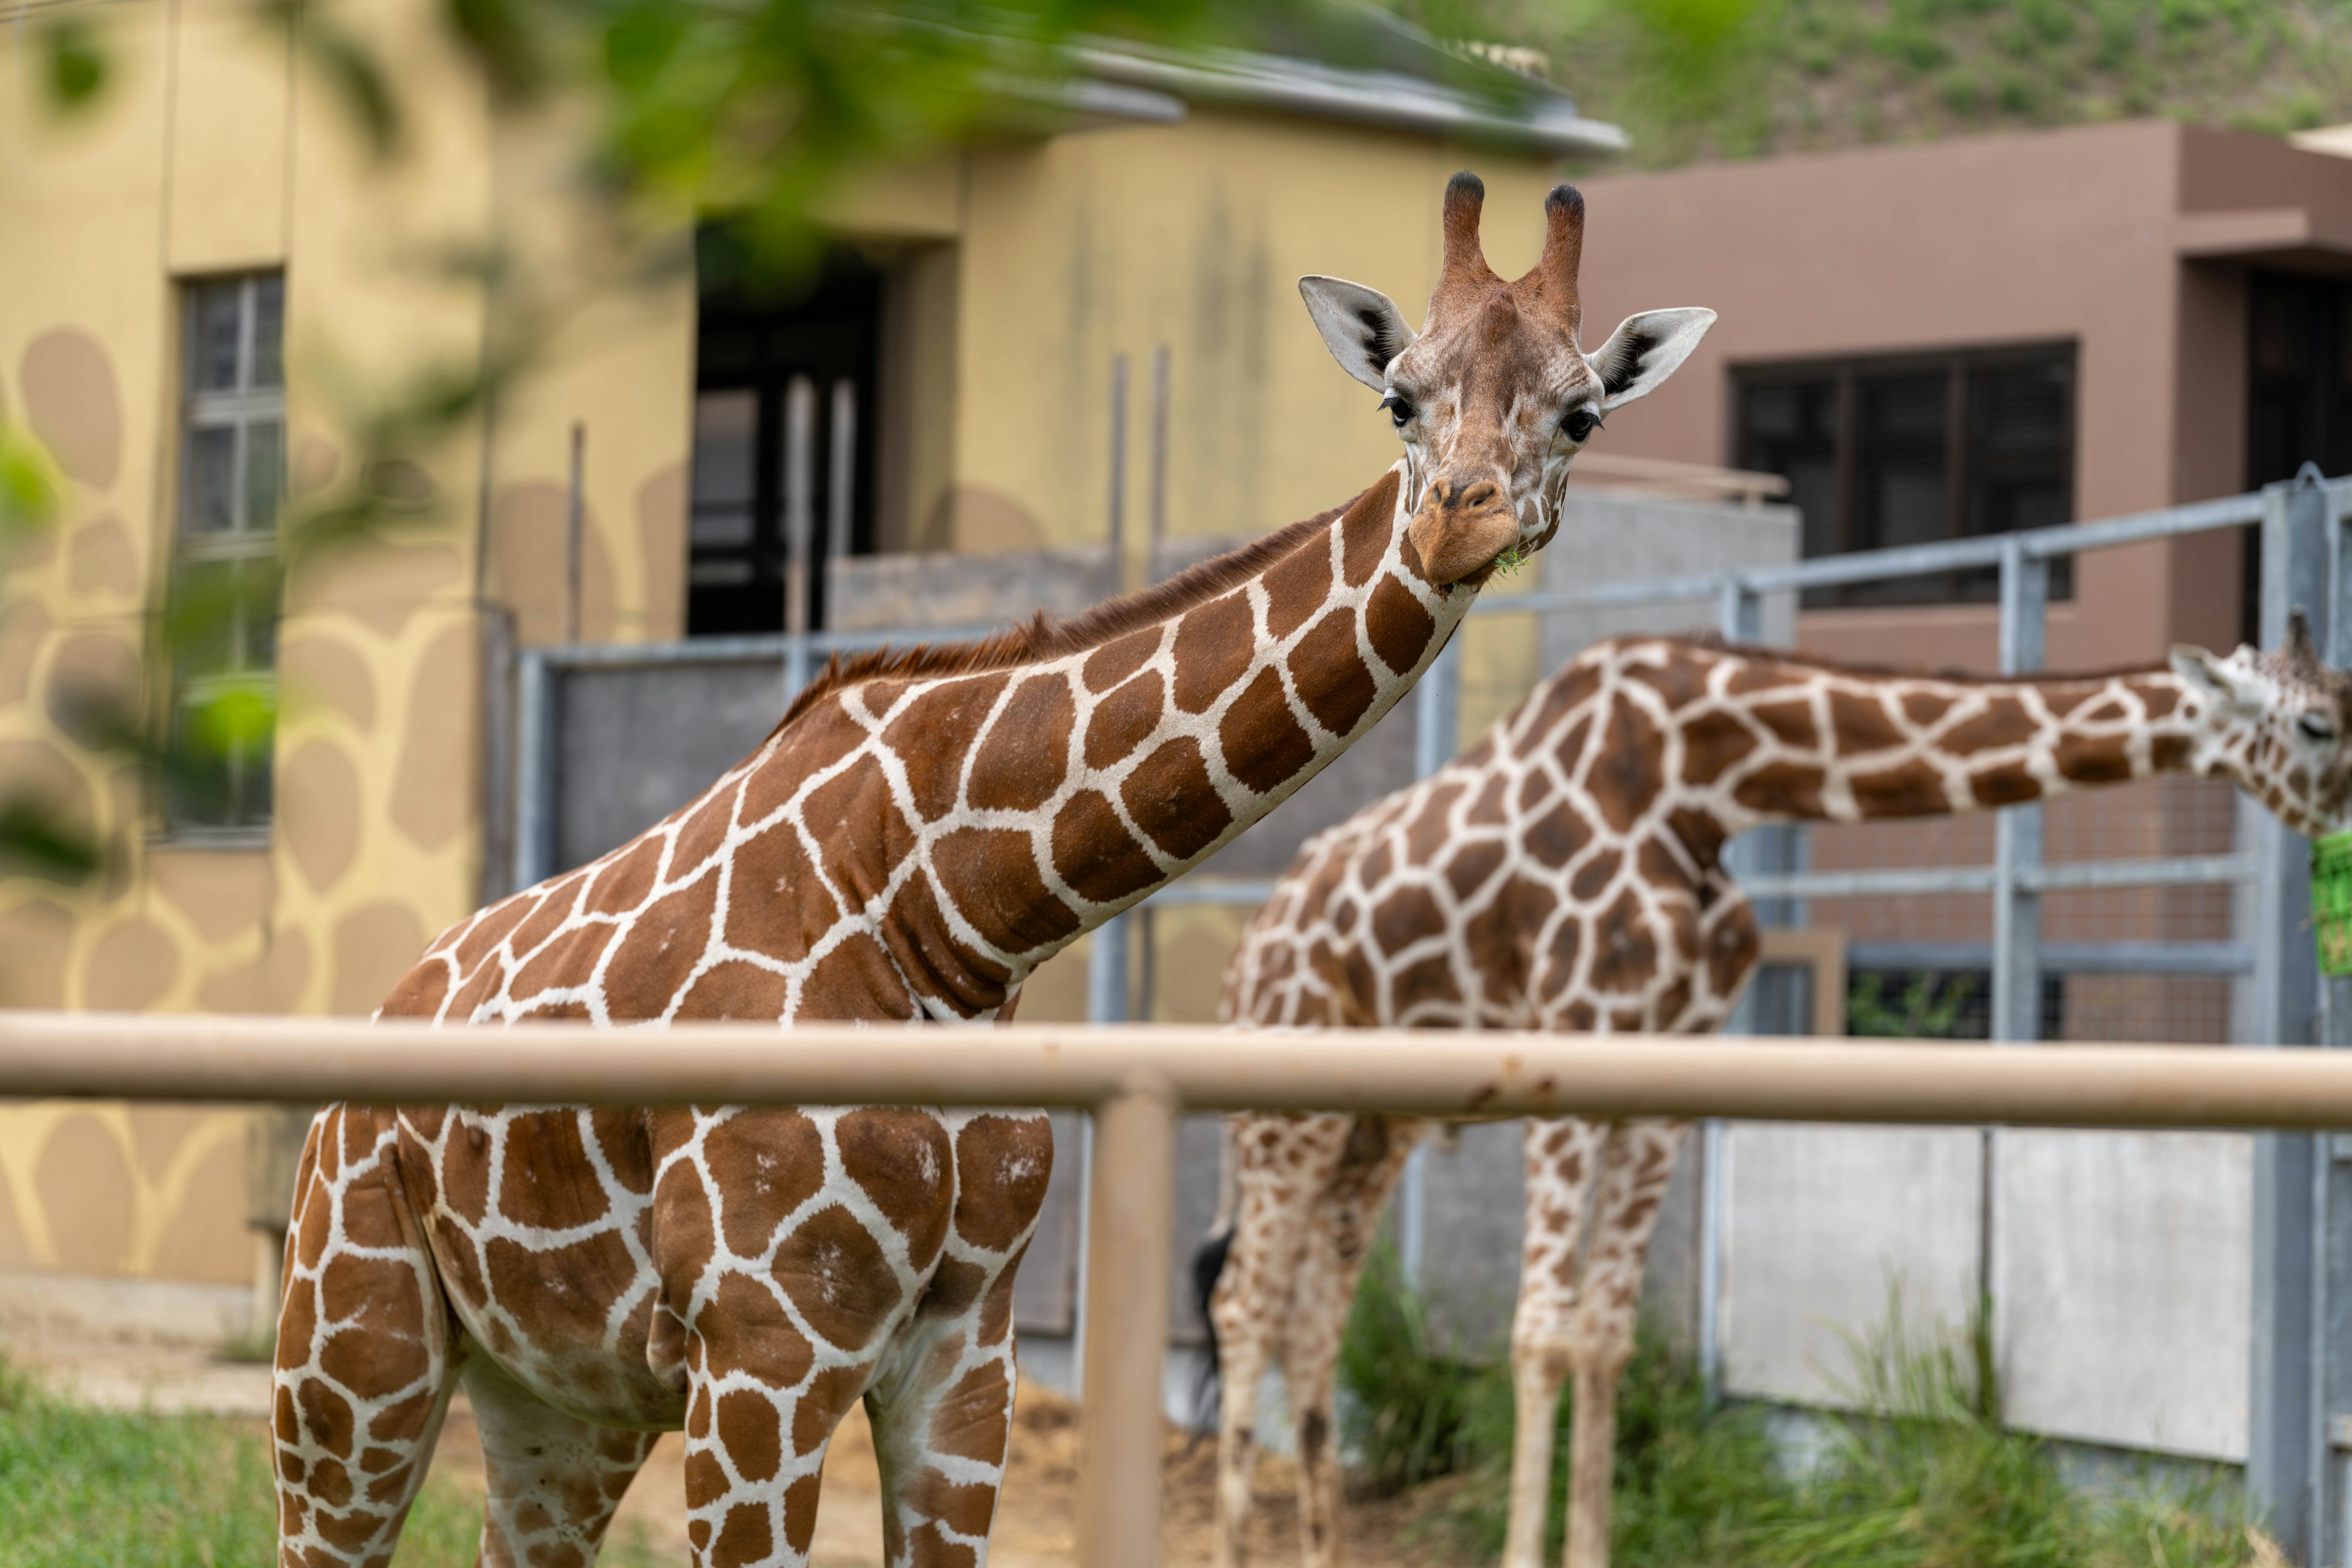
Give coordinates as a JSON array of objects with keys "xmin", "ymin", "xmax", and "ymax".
[
  {"xmin": 1735, "ymin": 345, "xmax": 2076, "ymax": 608},
  {"xmin": 2243, "ymin": 273, "xmax": 2352, "ymax": 643},
  {"xmin": 167, "ymin": 274, "xmax": 284, "ymax": 834},
  {"xmin": 688, "ymin": 234, "xmax": 880, "ymax": 638}
]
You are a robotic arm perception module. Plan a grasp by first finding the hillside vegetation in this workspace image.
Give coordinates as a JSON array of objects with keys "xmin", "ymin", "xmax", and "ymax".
[{"xmin": 1400, "ymin": 0, "xmax": 2352, "ymax": 168}]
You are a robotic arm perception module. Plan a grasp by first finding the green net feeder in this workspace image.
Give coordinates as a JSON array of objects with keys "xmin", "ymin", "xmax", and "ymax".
[{"xmin": 2313, "ymin": 831, "xmax": 2352, "ymax": 977}]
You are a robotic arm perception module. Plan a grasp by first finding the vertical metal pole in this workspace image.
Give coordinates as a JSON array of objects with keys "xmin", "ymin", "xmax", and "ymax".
[
  {"xmin": 477, "ymin": 604, "xmax": 518, "ymax": 904},
  {"xmin": 2324, "ymin": 479, "xmax": 2352, "ymax": 1568},
  {"xmin": 2253, "ymin": 468, "xmax": 2331, "ymax": 1561},
  {"xmin": 1148, "ymin": 345, "xmax": 1169, "ymax": 573},
  {"xmin": 783, "ymin": 376, "xmax": 816, "ymax": 699},
  {"xmin": 1108, "ymin": 355, "xmax": 1129, "ymax": 577},
  {"xmin": 1992, "ymin": 536, "xmax": 2048, "ymax": 1045},
  {"xmin": 1703, "ymin": 581, "xmax": 1764, "ymax": 1407},
  {"xmin": 564, "ymin": 421, "xmax": 584, "ymax": 646},
  {"xmin": 512, "ymin": 648, "xmax": 554, "ymax": 892},
  {"xmin": 1074, "ymin": 1080, "xmax": 1178, "ymax": 1567},
  {"xmin": 1396, "ymin": 632, "xmax": 1464, "ymax": 1286},
  {"xmin": 827, "ymin": 379, "xmax": 856, "ymax": 567},
  {"xmin": 1985, "ymin": 538, "xmax": 2048, "ymax": 1404}
]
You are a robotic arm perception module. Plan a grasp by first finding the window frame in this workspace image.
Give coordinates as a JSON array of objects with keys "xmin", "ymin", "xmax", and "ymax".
[
  {"xmin": 1730, "ymin": 340, "xmax": 2079, "ymax": 608},
  {"xmin": 162, "ymin": 272, "xmax": 285, "ymax": 842}
]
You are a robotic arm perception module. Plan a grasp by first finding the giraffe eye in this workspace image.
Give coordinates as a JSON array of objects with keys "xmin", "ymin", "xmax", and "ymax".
[
  {"xmin": 1562, "ymin": 408, "xmax": 1599, "ymax": 442},
  {"xmin": 2299, "ymin": 713, "xmax": 2338, "ymax": 743},
  {"xmin": 1380, "ymin": 391, "xmax": 1415, "ymax": 429}
]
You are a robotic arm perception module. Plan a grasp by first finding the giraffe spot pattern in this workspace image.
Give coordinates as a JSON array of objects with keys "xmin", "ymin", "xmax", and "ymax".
[{"xmin": 1213, "ymin": 630, "xmax": 2274, "ymax": 1568}]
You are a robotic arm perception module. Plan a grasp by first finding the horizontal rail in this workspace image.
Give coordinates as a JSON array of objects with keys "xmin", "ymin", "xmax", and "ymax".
[
  {"xmin": 1743, "ymin": 852, "xmax": 2255, "ymax": 902},
  {"xmin": 1470, "ymin": 481, "xmax": 2352, "ymax": 619},
  {"xmin": 1847, "ymin": 940, "xmax": 2255, "ymax": 977},
  {"xmin": 0, "ymin": 1012, "xmax": 2348, "ymax": 1126},
  {"xmin": 1153, "ymin": 854, "xmax": 2255, "ymax": 914},
  {"xmin": 524, "ymin": 624, "xmax": 1006, "ymax": 672}
]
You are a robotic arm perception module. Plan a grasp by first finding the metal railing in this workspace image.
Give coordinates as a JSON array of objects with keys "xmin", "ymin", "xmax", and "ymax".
[
  {"xmin": 499, "ymin": 470, "xmax": 2352, "ymax": 1561},
  {"xmin": 9, "ymin": 1011, "xmax": 2352, "ymax": 1564}
]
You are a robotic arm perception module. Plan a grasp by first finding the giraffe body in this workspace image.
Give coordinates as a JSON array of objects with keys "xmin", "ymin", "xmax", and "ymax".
[
  {"xmin": 1208, "ymin": 628, "xmax": 2352, "ymax": 1568},
  {"xmin": 270, "ymin": 172, "xmax": 1705, "ymax": 1567}
]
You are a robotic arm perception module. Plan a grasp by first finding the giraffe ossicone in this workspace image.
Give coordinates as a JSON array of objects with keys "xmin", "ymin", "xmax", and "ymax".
[
  {"xmin": 268, "ymin": 172, "xmax": 1673, "ymax": 1568},
  {"xmin": 1204, "ymin": 620, "xmax": 2352, "ymax": 1568}
]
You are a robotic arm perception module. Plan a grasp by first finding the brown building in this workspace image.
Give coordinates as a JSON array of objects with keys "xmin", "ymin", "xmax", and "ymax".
[{"xmin": 1566, "ymin": 119, "xmax": 2352, "ymax": 1044}]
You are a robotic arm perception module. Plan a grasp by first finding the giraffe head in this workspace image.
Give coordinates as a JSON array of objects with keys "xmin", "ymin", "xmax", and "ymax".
[
  {"xmin": 1298, "ymin": 172, "xmax": 1716, "ymax": 589},
  {"xmin": 2171, "ymin": 613, "xmax": 2352, "ymax": 835}
]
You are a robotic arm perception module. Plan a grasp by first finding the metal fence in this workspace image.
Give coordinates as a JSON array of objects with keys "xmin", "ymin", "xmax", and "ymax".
[
  {"xmin": 12, "ymin": 1012, "xmax": 2352, "ymax": 1564},
  {"xmin": 500, "ymin": 468, "xmax": 2352, "ymax": 1559},
  {"xmin": 1084, "ymin": 466, "xmax": 2352, "ymax": 1562}
]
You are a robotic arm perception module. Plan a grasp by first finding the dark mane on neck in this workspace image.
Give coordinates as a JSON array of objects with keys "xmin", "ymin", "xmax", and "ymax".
[
  {"xmin": 766, "ymin": 493, "xmax": 1361, "ymax": 737},
  {"xmin": 1664, "ymin": 632, "xmax": 2167, "ymax": 687}
]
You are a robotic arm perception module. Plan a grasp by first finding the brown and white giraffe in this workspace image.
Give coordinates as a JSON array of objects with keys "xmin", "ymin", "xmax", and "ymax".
[
  {"xmin": 267, "ymin": 174, "xmax": 1717, "ymax": 1568},
  {"xmin": 1203, "ymin": 622, "xmax": 2352, "ymax": 1568}
]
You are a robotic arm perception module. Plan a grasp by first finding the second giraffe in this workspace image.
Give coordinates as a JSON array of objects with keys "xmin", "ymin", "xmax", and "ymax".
[{"xmin": 1204, "ymin": 623, "xmax": 2352, "ymax": 1568}]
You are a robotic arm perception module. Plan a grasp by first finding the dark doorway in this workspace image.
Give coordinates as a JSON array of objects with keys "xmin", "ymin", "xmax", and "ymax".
[
  {"xmin": 2242, "ymin": 271, "xmax": 2352, "ymax": 644},
  {"xmin": 688, "ymin": 233, "xmax": 881, "ymax": 638}
]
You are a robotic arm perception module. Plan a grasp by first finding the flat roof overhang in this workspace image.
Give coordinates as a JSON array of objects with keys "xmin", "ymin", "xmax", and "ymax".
[{"xmin": 2177, "ymin": 206, "xmax": 2352, "ymax": 276}]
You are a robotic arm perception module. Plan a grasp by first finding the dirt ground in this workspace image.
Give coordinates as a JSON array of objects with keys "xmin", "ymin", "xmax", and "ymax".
[
  {"xmin": 10, "ymin": 1333, "xmax": 1468, "ymax": 1566},
  {"xmin": 434, "ymin": 1380, "xmax": 1470, "ymax": 1568}
]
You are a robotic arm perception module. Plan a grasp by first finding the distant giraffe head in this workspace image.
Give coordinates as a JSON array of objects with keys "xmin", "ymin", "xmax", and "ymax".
[
  {"xmin": 1298, "ymin": 172, "xmax": 1716, "ymax": 588},
  {"xmin": 2173, "ymin": 612, "xmax": 2352, "ymax": 835}
]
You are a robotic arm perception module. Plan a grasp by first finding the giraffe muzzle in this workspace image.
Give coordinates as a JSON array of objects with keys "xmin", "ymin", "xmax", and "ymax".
[{"xmin": 1409, "ymin": 478, "xmax": 1522, "ymax": 587}]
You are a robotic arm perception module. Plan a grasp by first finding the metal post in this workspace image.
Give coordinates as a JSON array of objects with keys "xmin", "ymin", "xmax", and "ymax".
[
  {"xmin": 1074, "ymin": 1079, "xmax": 1178, "ymax": 1567},
  {"xmin": 1076, "ymin": 912, "xmax": 1131, "ymax": 1395},
  {"xmin": 1414, "ymin": 633, "xmax": 1462, "ymax": 781},
  {"xmin": 2324, "ymin": 479, "xmax": 2352, "ymax": 1568},
  {"xmin": 1703, "ymin": 581, "xmax": 1766, "ymax": 1406},
  {"xmin": 826, "ymin": 379, "xmax": 856, "ymax": 567},
  {"xmin": 1148, "ymin": 345, "xmax": 1169, "ymax": 567},
  {"xmin": 1108, "ymin": 355, "xmax": 1129, "ymax": 576},
  {"xmin": 564, "ymin": 421, "xmax": 585, "ymax": 646},
  {"xmin": 478, "ymin": 604, "xmax": 518, "ymax": 903},
  {"xmin": 2252, "ymin": 468, "xmax": 2330, "ymax": 1561},
  {"xmin": 1396, "ymin": 631, "xmax": 1464, "ymax": 1284},
  {"xmin": 783, "ymin": 376, "xmax": 816, "ymax": 698},
  {"xmin": 511, "ymin": 648, "xmax": 554, "ymax": 892},
  {"xmin": 1992, "ymin": 536, "xmax": 2048, "ymax": 1046}
]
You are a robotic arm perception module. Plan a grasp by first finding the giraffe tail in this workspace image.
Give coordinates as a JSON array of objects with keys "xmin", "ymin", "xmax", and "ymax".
[{"xmin": 1185, "ymin": 1226, "xmax": 1235, "ymax": 1445}]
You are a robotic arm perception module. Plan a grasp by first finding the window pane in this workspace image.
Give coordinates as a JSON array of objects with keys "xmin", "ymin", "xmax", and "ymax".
[
  {"xmin": 191, "ymin": 281, "xmax": 245, "ymax": 393},
  {"xmin": 692, "ymin": 390, "xmax": 758, "ymax": 508},
  {"xmin": 1852, "ymin": 371, "xmax": 1949, "ymax": 553},
  {"xmin": 1967, "ymin": 359, "xmax": 2071, "ymax": 537},
  {"xmin": 184, "ymin": 426, "xmax": 236, "ymax": 533},
  {"xmin": 1739, "ymin": 376, "xmax": 1839, "ymax": 560},
  {"xmin": 251, "ymin": 276, "xmax": 284, "ymax": 389},
  {"xmin": 243, "ymin": 418, "xmax": 285, "ymax": 531}
]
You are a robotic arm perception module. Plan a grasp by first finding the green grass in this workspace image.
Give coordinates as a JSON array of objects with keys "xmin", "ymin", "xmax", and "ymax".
[
  {"xmin": 0, "ymin": 1355, "xmax": 660, "ymax": 1567},
  {"xmin": 1335, "ymin": 1251, "xmax": 2274, "ymax": 1567},
  {"xmin": 1386, "ymin": 0, "xmax": 2352, "ymax": 170}
]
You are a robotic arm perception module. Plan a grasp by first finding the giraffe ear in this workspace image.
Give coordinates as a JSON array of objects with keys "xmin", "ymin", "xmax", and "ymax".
[
  {"xmin": 1590, "ymin": 307, "xmax": 1717, "ymax": 410},
  {"xmin": 2171, "ymin": 643, "xmax": 2263, "ymax": 717},
  {"xmin": 1299, "ymin": 276, "xmax": 1415, "ymax": 393}
]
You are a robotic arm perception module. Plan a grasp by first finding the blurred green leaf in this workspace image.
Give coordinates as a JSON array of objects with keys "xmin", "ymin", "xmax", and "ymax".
[
  {"xmin": 0, "ymin": 418, "xmax": 63, "ymax": 545},
  {"xmin": 42, "ymin": 18, "xmax": 108, "ymax": 111},
  {"xmin": 0, "ymin": 798, "xmax": 100, "ymax": 884},
  {"xmin": 260, "ymin": 0, "xmax": 405, "ymax": 159}
]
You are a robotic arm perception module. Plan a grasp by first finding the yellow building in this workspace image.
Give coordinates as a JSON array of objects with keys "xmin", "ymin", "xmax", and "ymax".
[{"xmin": 0, "ymin": 0, "xmax": 1616, "ymax": 1321}]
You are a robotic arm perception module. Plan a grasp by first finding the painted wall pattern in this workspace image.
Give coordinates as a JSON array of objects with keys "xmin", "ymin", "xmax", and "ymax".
[{"xmin": 2, "ymin": 0, "xmax": 1581, "ymax": 1293}]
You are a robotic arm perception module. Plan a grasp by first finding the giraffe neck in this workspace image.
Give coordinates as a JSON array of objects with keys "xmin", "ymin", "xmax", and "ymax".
[
  {"xmin": 1646, "ymin": 639, "xmax": 2211, "ymax": 846},
  {"xmin": 725, "ymin": 462, "xmax": 1463, "ymax": 1020}
]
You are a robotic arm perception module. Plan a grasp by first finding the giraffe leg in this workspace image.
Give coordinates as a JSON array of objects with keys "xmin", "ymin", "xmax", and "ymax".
[
  {"xmin": 1500, "ymin": 1116, "xmax": 1608, "ymax": 1568},
  {"xmin": 865, "ymin": 1265, "xmax": 1023, "ymax": 1567},
  {"xmin": 273, "ymin": 1106, "xmax": 466, "ymax": 1568},
  {"xmin": 465, "ymin": 1354, "xmax": 659, "ymax": 1567},
  {"xmin": 1207, "ymin": 1113, "xmax": 1355, "ymax": 1568},
  {"xmin": 1558, "ymin": 1119, "xmax": 1689, "ymax": 1568},
  {"xmin": 1281, "ymin": 1115, "xmax": 1424, "ymax": 1568}
]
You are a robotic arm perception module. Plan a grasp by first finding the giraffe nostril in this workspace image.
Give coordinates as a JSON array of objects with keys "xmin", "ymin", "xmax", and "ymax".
[{"xmin": 1455, "ymin": 480, "xmax": 1501, "ymax": 511}]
